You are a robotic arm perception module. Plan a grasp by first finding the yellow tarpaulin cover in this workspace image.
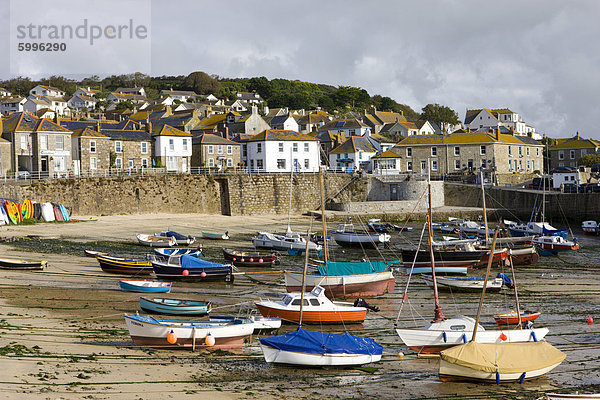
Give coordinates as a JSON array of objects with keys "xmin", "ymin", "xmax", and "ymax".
[{"xmin": 440, "ymin": 341, "xmax": 566, "ymax": 374}]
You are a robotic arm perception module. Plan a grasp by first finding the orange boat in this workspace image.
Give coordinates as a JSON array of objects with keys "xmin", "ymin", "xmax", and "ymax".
[
  {"xmin": 494, "ymin": 310, "xmax": 541, "ymax": 325},
  {"xmin": 255, "ymin": 286, "xmax": 368, "ymax": 324}
]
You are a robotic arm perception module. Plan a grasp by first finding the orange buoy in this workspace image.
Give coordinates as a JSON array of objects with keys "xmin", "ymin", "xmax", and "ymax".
[
  {"xmin": 499, "ymin": 333, "xmax": 508, "ymax": 341},
  {"xmin": 166, "ymin": 330, "xmax": 177, "ymax": 344},
  {"xmin": 205, "ymin": 334, "xmax": 215, "ymax": 347}
]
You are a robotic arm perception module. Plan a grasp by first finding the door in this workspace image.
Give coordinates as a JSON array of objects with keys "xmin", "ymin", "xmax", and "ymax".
[
  {"xmin": 420, "ymin": 160, "xmax": 427, "ymax": 175},
  {"xmin": 182, "ymin": 157, "xmax": 188, "ymax": 173},
  {"xmin": 41, "ymin": 156, "xmax": 49, "ymax": 178},
  {"xmin": 390, "ymin": 184, "xmax": 398, "ymax": 201}
]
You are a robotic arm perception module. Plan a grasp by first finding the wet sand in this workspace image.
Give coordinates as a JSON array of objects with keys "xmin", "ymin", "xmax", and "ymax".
[{"xmin": 0, "ymin": 213, "xmax": 599, "ymax": 399}]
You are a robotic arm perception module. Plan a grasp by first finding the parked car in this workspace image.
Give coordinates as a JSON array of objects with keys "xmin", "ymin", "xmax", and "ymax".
[
  {"xmin": 583, "ymin": 182, "xmax": 600, "ymax": 193},
  {"xmin": 529, "ymin": 177, "xmax": 552, "ymax": 189},
  {"xmin": 551, "ymin": 166, "xmax": 577, "ymax": 173}
]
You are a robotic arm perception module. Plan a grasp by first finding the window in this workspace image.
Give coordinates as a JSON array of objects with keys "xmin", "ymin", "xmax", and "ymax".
[
  {"xmin": 20, "ymin": 136, "xmax": 27, "ymax": 150},
  {"xmin": 227, "ymin": 145, "xmax": 232, "ymax": 154},
  {"xmin": 406, "ymin": 147, "xmax": 412, "ymax": 157},
  {"xmin": 56, "ymin": 135, "xmax": 64, "ymax": 151},
  {"xmin": 141, "ymin": 158, "xmax": 148, "ymax": 168},
  {"xmin": 208, "ymin": 158, "xmax": 214, "ymax": 167},
  {"xmin": 115, "ymin": 157, "xmax": 122, "ymax": 168},
  {"xmin": 277, "ymin": 159, "xmax": 286, "ymax": 169},
  {"xmin": 257, "ymin": 143, "xmax": 262, "ymax": 153},
  {"xmin": 536, "ymin": 148, "xmax": 539, "ymax": 156},
  {"xmin": 141, "ymin": 142, "xmax": 147, "ymax": 154},
  {"xmin": 218, "ymin": 145, "xmax": 223, "ymax": 154},
  {"xmin": 90, "ymin": 140, "xmax": 96, "ymax": 153},
  {"xmin": 349, "ymin": 129, "xmax": 355, "ymax": 136},
  {"xmin": 41, "ymin": 135, "xmax": 48, "ymax": 150},
  {"xmin": 227, "ymin": 158, "xmax": 233, "ymax": 167},
  {"xmin": 558, "ymin": 151, "xmax": 564, "ymax": 160},
  {"xmin": 304, "ymin": 159, "xmax": 309, "ymax": 169},
  {"xmin": 432, "ymin": 160, "xmax": 438, "ymax": 171},
  {"xmin": 359, "ymin": 151, "xmax": 363, "ymax": 160},
  {"xmin": 526, "ymin": 147, "xmax": 530, "ymax": 156},
  {"xmin": 183, "ymin": 139, "xmax": 188, "ymax": 152},
  {"xmin": 292, "ymin": 143, "xmax": 298, "ymax": 152},
  {"xmin": 242, "ymin": 144, "xmax": 247, "ymax": 157},
  {"xmin": 508, "ymin": 146, "xmax": 512, "ymax": 156},
  {"xmin": 570, "ymin": 150, "xmax": 575, "ymax": 159},
  {"xmin": 279, "ymin": 142, "xmax": 284, "ymax": 152},
  {"xmin": 582, "ymin": 149, "xmax": 587, "ymax": 156},
  {"xmin": 304, "ymin": 143, "xmax": 309, "ymax": 152},
  {"xmin": 337, "ymin": 154, "xmax": 340, "ymax": 160},
  {"xmin": 431, "ymin": 146, "xmax": 437, "ymax": 156},
  {"xmin": 454, "ymin": 146, "xmax": 460, "ymax": 156},
  {"xmin": 115, "ymin": 141, "xmax": 122, "ymax": 153},
  {"xmin": 481, "ymin": 159, "xmax": 486, "ymax": 168},
  {"xmin": 169, "ymin": 139, "xmax": 174, "ymax": 151},
  {"xmin": 128, "ymin": 158, "xmax": 134, "ymax": 168},
  {"xmin": 90, "ymin": 157, "xmax": 97, "ymax": 170},
  {"xmin": 480, "ymin": 145, "xmax": 486, "ymax": 155},
  {"xmin": 256, "ymin": 159, "xmax": 263, "ymax": 169},
  {"xmin": 208, "ymin": 145, "xmax": 214, "ymax": 154},
  {"xmin": 518, "ymin": 146, "xmax": 522, "ymax": 156},
  {"xmin": 455, "ymin": 159, "xmax": 461, "ymax": 169},
  {"xmin": 54, "ymin": 156, "xmax": 66, "ymax": 171},
  {"xmin": 407, "ymin": 161, "xmax": 413, "ymax": 171}
]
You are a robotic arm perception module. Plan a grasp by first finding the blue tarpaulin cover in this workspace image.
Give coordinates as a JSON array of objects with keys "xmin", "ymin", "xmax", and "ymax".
[
  {"xmin": 259, "ymin": 326, "xmax": 383, "ymax": 355},
  {"xmin": 317, "ymin": 260, "xmax": 400, "ymax": 276},
  {"xmin": 164, "ymin": 230, "xmax": 189, "ymax": 240},
  {"xmin": 181, "ymin": 255, "xmax": 225, "ymax": 269}
]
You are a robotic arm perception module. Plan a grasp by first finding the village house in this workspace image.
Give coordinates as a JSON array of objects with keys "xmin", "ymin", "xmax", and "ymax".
[
  {"xmin": 25, "ymin": 95, "xmax": 69, "ymax": 116},
  {"xmin": 371, "ymin": 148, "xmax": 403, "ymax": 174},
  {"xmin": 67, "ymin": 94, "xmax": 97, "ymax": 111},
  {"xmin": 362, "ymin": 106, "xmax": 407, "ymax": 134},
  {"xmin": 73, "ymin": 87, "xmax": 100, "ymax": 98},
  {"xmin": 0, "ymin": 97, "xmax": 26, "ymax": 115},
  {"xmin": 115, "ymin": 87, "xmax": 146, "ymax": 97},
  {"xmin": 319, "ymin": 118, "xmax": 371, "ymax": 139},
  {"xmin": 0, "ymin": 87, "xmax": 11, "ymax": 97},
  {"xmin": 464, "ymin": 108, "xmax": 540, "ymax": 139},
  {"xmin": 548, "ymin": 133, "xmax": 600, "ymax": 169},
  {"xmin": 106, "ymin": 92, "xmax": 148, "ymax": 105},
  {"xmin": 266, "ymin": 114, "xmax": 299, "ymax": 131},
  {"xmin": 152, "ymin": 124, "xmax": 193, "ymax": 173},
  {"xmin": 233, "ymin": 91, "xmax": 264, "ymax": 106},
  {"xmin": 159, "ymin": 89, "xmax": 198, "ymax": 103},
  {"xmin": 296, "ymin": 111, "xmax": 332, "ymax": 134},
  {"xmin": 29, "ymin": 85, "xmax": 66, "ymax": 98},
  {"xmin": 224, "ymin": 99, "xmax": 248, "ymax": 113},
  {"xmin": 71, "ymin": 126, "xmax": 112, "ymax": 173},
  {"xmin": 191, "ymin": 133, "xmax": 241, "ymax": 170},
  {"xmin": 328, "ymin": 136, "xmax": 378, "ymax": 172},
  {"xmin": 244, "ymin": 129, "xmax": 320, "ymax": 173},
  {"xmin": 310, "ymin": 130, "xmax": 342, "ymax": 167}
]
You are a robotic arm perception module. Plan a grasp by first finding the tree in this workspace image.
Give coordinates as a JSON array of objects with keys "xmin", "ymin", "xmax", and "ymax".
[
  {"xmin": 420, "ymin": 103, "xmax": 460, "ymax": 133},
  {"xmin": 115, "ymin": 100, "xmax": 134, "ymax": 111},
  {"xmin": 184, "ymin": 71, "xmax": 221, "ymax": 94},
  {"xmin": 578, "ymin": 153, "xmax": 600, "ymax": 167}
]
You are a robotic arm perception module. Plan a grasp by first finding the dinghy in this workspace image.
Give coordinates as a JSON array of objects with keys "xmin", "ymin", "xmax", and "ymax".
[
  {"xmin": 96, "ymin": 255, "xmax": 153, "ymax": 275},
  {"xmin": 136, "ymin": 233, "xmax": 176, "ymax": 247},
  {"xmin": 0, "ymin": 257, "xmax": 47, "ymax": 270},
  {"xmin": 421, "ymin": 274, "xmax": 509, "ymax": 292},
  {"xmin": 155, "ymin": 230, "xmax": 196, "ymax": 246},
  {"xmin": 153, "ymin": 247, "xmax": 202, "ymax": 258},
  {"xmin": 494, "ymin": 310, "xmax": 541, "ymax": 325},
  {"xmin": 222, "ymin": 248, "xmax": 278, "ymax": 267},
  {"xmin": 151, "ymin": 254, "xmax": 234, "ymax": 282},
  {"xmin": 119, "ymin": 280, "xmax": 172, "ymax": 293},
  {"xmin": 139, "ymin": 297, "xmax": 211, "ymax": 315},
  {"xmin": 201, "ymin": 231, "xmax": 230, "ymax": 240}
]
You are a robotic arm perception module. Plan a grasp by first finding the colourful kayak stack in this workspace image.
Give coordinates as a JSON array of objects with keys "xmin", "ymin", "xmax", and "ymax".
[{"xmin": 1, "ymin": 199, "xmax": 71, "ymax": 225}]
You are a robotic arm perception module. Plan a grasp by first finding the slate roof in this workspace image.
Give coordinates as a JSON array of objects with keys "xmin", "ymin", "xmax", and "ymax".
[
  {"xmin": 115, "ymin": 87, "xmax": 144, "ymax": 94},
  {"xmin": 367, "ymin": 110, "xmax": 406, "ymax": 124},
  {"xmin": 39, "ymin": 85, "xmax": 65, "ymax": 93},
  {"xmin": 320, "ymin": 118, "xmax": 369, "ymax": 130},
  {"xmin": 329, "ymin": 136, "xmax": 378, "ymax": 154},
  {"xmin": 71, "ymin": 127, "xmax": 109, "ymax": 138},
  {"xmin": 2, "ymin": 112, "xmax": 70, "ymax": 133},
  {"xmin": 235, "ymin": 91, "xmax": 264, "ymax": 102},
  {"xmin": 550, "ymin": 136, "xmax": 600, "ymax": 149},
  {"xmin": 269, "ymin": 114, "xmax": 293, "ymax": 126},
  {"xmin": 370, "ymin": 133, "xmax": 396, "ymax": 144},
  {"xmin": 248, "ymin": 129, "xmax": 319, "ymax": 142},
  {"xmin": 100, "ymin": 129, "xmax": 151, "ymax": 141},
  {"xmin": 1, "ymin": 96, "xmax": 25, "ymax": 104},
  {"xmin": 152, "ymin": 125, "xmax": 192, "ymax": 137},
  {"xmin": 396, "ymin": 133, "xmax": 542, "ymax": 146},
  {"xmin": 71, "ymin": 94, "xmax": 97, "ymax": 103},
  {"xmin": 464, "ymin": 108, "xmax": 515, "ymax": 125},
  {"xmin": 60, "ymin": 119, "xmax": 141, "ymax": 131},
  {"xmin": 160, "ymin": 89, "xmax": 197, "ymax": 97},
  {"xmin": 371, "ymin": 149, "xmax": 403, "ymax": 159},
  {"xmin": 150, "ymin": 115, "xmax": 196, "ymax": 131},
  {"xmin": 110, "ymin": 92, "xmax": 147, "ymax": 101},
  {"xmin": 196, "ymin": 114, "xmax": 227, "ymax": 129},
  {"xmin": 192, "ymin": 133, "xmax": 240, "ymax": 145}
]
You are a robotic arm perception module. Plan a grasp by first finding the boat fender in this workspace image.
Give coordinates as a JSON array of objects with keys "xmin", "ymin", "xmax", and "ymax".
[
  {"xmin": 259, "ymin": 258, "xmax": 263, "ymax": 263},
  {"xmin": 205, "ymin": 334, "xmax": 215, "ymax": 347},
  {"xmin": 182, "ymin": 269, "xmax": 189, "ymax": 276},
  {"xmin": 499, "ymin": 332, "xmax": 507, "ymax": 341},
  {"xmin": 200, "ymin": 271, "xmax": 207, "ymax": 278},
  {"xmin": 519, "ymin": 372, "xmax": 526, "ymax": 383},
  {"xmin": 166, "ymin": 330, "xmax": 177, "ymax": 344},
  {"xmin": 530, "ymin": 331, "xmax": 538, "ymax": 342},
  {"xmin": 496, "ymin": 371, "xmax": 500, "ymax": 385},
  {"xmin": 496, "ymin": 273, "xmax": 513, "ymax": 289},
  {"xmin": 461, "ymin": 333, "xmax": 467, "ymax": 343},
  {"xmin": 442, "ymin": 331, "xmax": 447, "ymax": 343}
]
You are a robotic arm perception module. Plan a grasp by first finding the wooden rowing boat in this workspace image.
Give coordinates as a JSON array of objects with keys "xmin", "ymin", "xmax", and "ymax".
[
  {"xmin": 494, "ymin": 311, "xmax": 541, "ymax": 325},
  {"xmin": 139, "ymin": 297, "xmax": 212, "ymax": 315},
  {"xmin": 201, "ymin": 231, "xmax": 230, "ymax": 240},
  {"xmin": 0, "ymin": 257, "xmax": 47, "ymax": 270},
  {"xmin": 222, "ymin": 248, "xmax": 278, "ymax": 267},
  {"xmin": 96, "ymin": 255, "xmax": 153, "ymax": 275},
  {"xmin": 119, "ymin": 280, "xmax": 172, "ymax": 293}
]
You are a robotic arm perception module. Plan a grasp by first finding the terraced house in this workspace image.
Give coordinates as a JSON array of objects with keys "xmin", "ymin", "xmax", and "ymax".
[
  {"xmin": 548, "ymin": 133, "xmax": 600, "ymax": 169},
  {"xmin": 329, "ymin": 136, "xmax": 378, "ymax": 172},
  {"xmin": 393, "ymin": 131, "xmax": 543, "ymax": 182}
]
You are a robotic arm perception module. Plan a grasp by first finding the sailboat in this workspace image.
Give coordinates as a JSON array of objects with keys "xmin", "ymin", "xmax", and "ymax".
[
  {"xmin": 284, "ymin": 167, "xmax": 396, "ymax": 299},
  {"xmin": 395, "ymin": 167, "xmax": 548, "ymax": 354},
  {"xmin": 438, "ymin": 230, "xmax": 565, "ymax": 382},
  {"xmin": 259, "ymin": 228, "xmax": 383, "ymax": 366}
]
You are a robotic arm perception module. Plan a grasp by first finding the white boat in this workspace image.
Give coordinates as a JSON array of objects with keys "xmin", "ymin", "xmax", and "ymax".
[
  {"xmin": 136, "ymin": 233, "xmax": 176, "ymax": 247},
  {"xmin": 251, "ymin": 231, "xmax": 321, "ymax": 252},
  {"xmin": 395, "ymin": 316, "xmax": 549, "ymax": 354},
  {"xmin": 421, "ymin": 274, "xmax": 505, "ymax": 292},
  {"xmin": 582, "ymin": 221, "xmax": 599, "ymax": 235},
  {"xmin": 439, "ymin": 341, "xmax": 565, "ymax": 382},
  {"xmin": 546, "ymin": 394, "xmax": 600, "ymax": 400},
  {"xmin": 155, "ymin": 230, "xmax": 196, "ymax": 246},
  {"xmin": 331, "ymin": 223, "xmax": 390, "ymax": 248},
  {"xmin": 123, "ymin": 314, "xmax": 255, "ymax": 350}
]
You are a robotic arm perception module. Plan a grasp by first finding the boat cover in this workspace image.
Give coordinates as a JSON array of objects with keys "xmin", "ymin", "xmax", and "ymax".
[
  {"xmin": 318, "ymin": 260, "xmax": 400, "ymax": 276},
  {"xmin": 259, "ymin": 326, "xmax": 383, "ymax": 355},
  {"xmin": 181, "ymin": 255, "xmax": 225, "ymax": 269},
  {"xmin": 440, "ymin": 341, "xmax": 565, "ymax": 373},
  {"xmin": 163, "ymin": 230, "xmax": 189, "ymax": 240}
]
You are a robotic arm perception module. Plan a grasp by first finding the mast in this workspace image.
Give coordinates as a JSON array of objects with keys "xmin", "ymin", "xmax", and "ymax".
[
  {"xmin": 508, "ymin": 254, "xmax": 523, "ymax": 328},
  {"xmin": 286, "ymin": 148, "xmax": 294, "ymax": 234},
  {"xmin": 480, "ymin": 168, "xmax": 489, "ymax": 244},
  {"xmin": 471, "ymin": 226, "xmax": 500, "ymax": 341},
  {"xmin": 298, "ymin": 229, "xmax": 311, "ymax": 325},
  {"xmin": 428, "ymin": 162, "xmax": 445, "ymax": 323},
  {"xmin": 319, "ymin": 166, "xmax": 329, "ymax": 263}
]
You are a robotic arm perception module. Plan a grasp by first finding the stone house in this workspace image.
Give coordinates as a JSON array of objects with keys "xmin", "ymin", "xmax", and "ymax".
[
  {"xmin": 362, "ymin": 107, "xmax": 407, "ymax": 134},
  {"xmin": 319, "ymin": 118, "xmax": 371, "ymax": 139},
  {"xmin": 152, "ymin": 125, "xmax": 192, "ymax": 173},
  {"xmin": 191, "ymin": 133, "xmax": 241, "ymax": 170},
  {"xmin": 548, "ymin": 133, "xmax": 600, "ymax": 169},
  {"xmin": 296, "ymin": 111, "xmax": 332, "ymax": 134},
  {"xmin": 329, "ymin": 136, "xmax": 378, "ymax": 172},
  {"xmin": 71, "ymin": 126, "xmax": 112, "ymax": 173}
]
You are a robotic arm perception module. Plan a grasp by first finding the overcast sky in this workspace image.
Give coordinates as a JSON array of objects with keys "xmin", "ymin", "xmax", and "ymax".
[{"xmin": 1, "ymin": 0, "xmax": 599, "ymax": 139}]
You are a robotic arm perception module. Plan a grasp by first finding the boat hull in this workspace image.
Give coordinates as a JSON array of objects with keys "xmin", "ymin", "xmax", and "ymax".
[
  {"xmin": 255, "ymin": 304, "xmax": 366, "ymax": 324},
  {"xmin": 151, "ymin": 261, "xmax": 234, "ymax": 283},
  {"xmin": 260, "ymin": 343, "xmax": 381, "ymax": 366},
  {"xmin": 439, "ymin": 359, "xmax": 562, "ymax": 382},
  {"xmin": 509, "ymin": 247, "xmax": 539, "ymax": 265},
  {"xmin": 222, "ymin": 248, "xmax": 277, "ymax": 267},
  {"xmin": 139, "ymin": 297, "xmax": 211, "ymax": 316},
  {"xmin": 404, "ymin": 266, "xmax": 468, "ymax": 275},
  {"xmin": 119, "ymin": 280, "xmax": 171, "ymax": 293},
  {"xmin": 284, "ymin": 271, "xmax": 395, "ymax": 299},
  {"xmin": 331, "ymin": 232, "xmax": 390, "ymax": 248},
  {"xmin": 421, "ymin": 275, "xmax": 503, "ymax": 292},
  {"xmin": 97, "ymin": 255, "xmax": 153, "ymax": 275},
  {"xmin": 0, "ymin": 257, "xmax": 47, "ymax": 270},
  {"xmin": 494, "ymin": 311, "xmax": 541, "ymax": 325}
]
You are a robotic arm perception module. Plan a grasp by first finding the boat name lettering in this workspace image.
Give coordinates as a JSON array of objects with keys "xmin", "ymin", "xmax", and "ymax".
[{"xmin": 131, "ymin": 321, "xmax": 144, "ymax": 327}]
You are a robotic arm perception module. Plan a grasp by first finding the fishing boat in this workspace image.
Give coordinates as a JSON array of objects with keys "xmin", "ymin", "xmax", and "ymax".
[
  {"xmin": 139, "ymin": 297, "xmax": 212, "ymax": 315},
  {"xmin": 123, "ymin": 314, "xmax": 254, "ymax": 350},
  {"xmin": 509, "ymin": 221, "xmax": 569, "ymax": 239},
  {"xmin": 151, "ymin": 254, "xmax": 234, "ymax": 282},
  {"xmin": 252, "ymin": 231, "xmax": 321, "ymax": 252},
  {"xmin": 155, "ymin": 230, "xmax": 196, "ymax": 246},
  {"xmin": 494, "ymin": 310, "xmax": 541, "ymax": 325},
  {"xmin": 331, "ymin": 221, "xmax": 390, "ymax": 248},
  {"xmin": 222, "ymin": 248, "xmax": 278, "ymax": 267},
  {"xmin": 546, "ymin": 394, "xmax": 600, "ymax": 399},
  {"xmin": 582, "ymin": 221, "xmax": 599, "ymax": 235},
  {"xmin": 136, "ymin": 233, "xmax": 176, "ymax": 247},
  {"xmin": 421, "ymin": 273, "xmax": 509, "ymax": 293},
  {"xmin": 119, "ymin": 280, "xmax": 172, "ymax": 293},
  {"xmin": 533, "ymin": 236, "xmax": 579, "ymax": 256},
  {"xmin": 366, "ymin": 218, "xmax": 411, "ymax": 233},
  {"xmin": 255, "ymin": 285, "xmax": 370, "ymax": 324},
  {"xmin": 96, "ymin": 255, "xmax": 153, "ymax": 275},
  {"xmin": 0, "ymin": 257, "xmax": 47, "ymax": 270},
  {"xmin": 439, "ymin": 340, "xmax": 565, "ymax": 382},
  {"xmin": 153, "ymin": 247, "xmax": 202, "ymax": 258},
  {"xmin": 84, "ymin": 249, "xmax": 109, "ymax": 258},
  {"xmin": 201, "ymin": 231, "xmax": 230, "ymax": 240}
]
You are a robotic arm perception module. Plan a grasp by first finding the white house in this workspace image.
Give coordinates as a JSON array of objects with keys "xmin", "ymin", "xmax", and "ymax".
[
  {"xmin": 319, "ymin": 118, "xmax": 372, "ymax": 139},
  {"xmin": 73, "ymin": 87, "xmax": 100, "ymax": 98},
  {"xmin": 268, "ymin": 114, "xmax": 299, "ymax": 131},
  {"xmin": 67, "ymin": 94, "xmax": 97, "ymax": 111},
  {"xmin": 0, "ymin": 97, "xmax": 26, "ymax": 114},
  {"xmin": 464, "ymin": 108, "xmax": 541, "ymax": 139},
  {"xmin": 106, "ymin": 92, "xmax": 147, "ymax": 104},
  {"xmin": 0, "ymin": 87, "xmax": 11, "ymax": 97},
  {"xmin": 159, "ymin": 89, "xmax": 197, "ymax": 103},
  {"xmin": 29, "ymin": 85, "xmax": 65, "ymax": 98},
  {"xmin": 25, "ymin": 96, "xmax": 68, "ymax": 116},
  {"xmin": 115, "ymin": 87, "xmax": 146, "ymax": 97},
  {"xmin": 234, "ymin": 91, "xmax": 264, "ymax": 105},
  {"xmin": 328, "ymin": 136, "xmax": 378, "ymax": 172},
  {"xmin": 152, "ymin": 125, "xmax": 193, "ymax": 173},
  {"xmin": 246, "ymin": 129, "xmax": 320, "ymax": 173},
  {"xmin": 371, "ymin": 149, "xmax": 403, "ymax": 174}
]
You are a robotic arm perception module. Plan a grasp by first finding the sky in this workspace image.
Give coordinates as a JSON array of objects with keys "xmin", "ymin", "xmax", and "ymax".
[{"xmin": 1, "ymin": 0, "xmax": 599, "ymax": 139}]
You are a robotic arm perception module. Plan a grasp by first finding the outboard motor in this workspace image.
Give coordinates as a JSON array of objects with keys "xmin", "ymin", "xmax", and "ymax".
[
  {"xmin": 497, "ymin": 273, "xmax": 513, "ymax": 289},
  {"xmin": 353, "ymin": 298, "xmax": 380, "ymax": 312}
]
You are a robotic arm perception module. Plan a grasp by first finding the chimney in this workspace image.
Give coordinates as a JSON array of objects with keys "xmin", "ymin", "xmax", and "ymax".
[
  {"xmin": 576, "ymin": 131, "xmax": 580, "ymax": 140},
  {"xmin": 146, "ymin": 120, "xmax": 152, "ymax": 133},
  {"xmin": 0, "ymin": 115, "xmax": 3, "ymax": 135},
  {"xmin": 251, "ymin": 105, "xmax": 258, "ymax": 115},
  {"xmin": 96, "ymin": 121, "xmax": 100, "ymax": 132},
  {"xmin": 495, "ymin": 127, "xmax": 500, "ymax": 141},
  {"xmin": 165, "ymin": 105, "xmax": 172, "ymax": 116},
  {"xmin": 224, "ymin": 126, "xmax": 229, "ymax": 140}
]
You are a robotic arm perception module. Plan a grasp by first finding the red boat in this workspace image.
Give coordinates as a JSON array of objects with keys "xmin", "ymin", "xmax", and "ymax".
[
  {"xmin": 494, "ymin": 311, "xmax": 541, "ymax": 325},
  {"xmin": 222, "ymin": 248, "xmax": 278, "ymax": 267}
]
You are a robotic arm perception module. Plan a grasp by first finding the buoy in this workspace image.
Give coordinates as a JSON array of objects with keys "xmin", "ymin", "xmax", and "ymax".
[
  {"xmin": 259, "ymin": 258, "xmax": 263, "ymax": 263},
  {"xmin": 499, "ymin": 333, "xmax": 508, "ymax": 341},
  {"xmin": 398, "ymin": 352, "xmax": 404, "ymax": 359},
  {"xmin": 182, "ymin": 269, "xmax": 189, "ymax": 276},
  {"xmin": 200, "ymin": 271, "xmax": 207, "ymax": 278},
  {"xmin": 205, "ymin": 334, "xmax": 215, "ymax": 346},
  {"xmin": 166, "ymin": 330, "xmax": 177, "ymax": 344},
  {"xmin": 587, "ymin": 317, "xmax": 594, "ymax": 324},
  {"xmin": 249, "ymin": 258, "xmax": 254, "ymax": 262},
  {"xmin": 240, "ymin": 258, "xmax": 244, "ymax": 262},
  {"xmin": 233, "ymin": 257, "xmax": 236, "ymax": 261}
]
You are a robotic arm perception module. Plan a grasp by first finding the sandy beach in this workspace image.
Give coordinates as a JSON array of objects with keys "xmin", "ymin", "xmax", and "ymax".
[{"xmin": 0, "ymin": 213, "xmax": 599, "ymax": 399}]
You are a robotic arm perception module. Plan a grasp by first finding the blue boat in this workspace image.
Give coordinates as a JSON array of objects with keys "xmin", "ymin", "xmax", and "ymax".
[
  {"xmin": 151, "ymin": 255, "xmax": 234, "ymax": 282},
  {"xmin": 153, "ymin": 247, "xmax": 202, "ymax": 258},
  {"xmin": 139, "ymin": 297, "xmax": 211, "ymax": 315},
  {"xmin": 155, "ymin": 230, "xmax": 196, "ymax": 245},
  {"xmin": 119, "ymin": 280, "xmax": 172, "ymax": 293},
  {"xmin": 508, "ymin": 222, "xmax": 568, "ymax": 239}
]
